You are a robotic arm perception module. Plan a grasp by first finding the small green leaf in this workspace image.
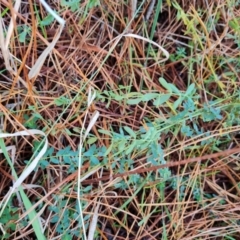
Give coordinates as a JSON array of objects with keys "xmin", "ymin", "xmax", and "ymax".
[
  {"xmin": 159, "ymin": 77, "xmax": 172, "ymax": 93},
  {"xmin": 87, "ymin": 0, "xmax": 100, "ymax": 8},
  {"xmin": 50, "ymin": 158, "xmax": 59, "ymax": 164},
  {"xmin": 118, "ymin": 140, "xmax": 126, "ymax": 152},
  {"xmin": 159, "ymin": 78, "xmax": 180, "ymax": 94},
  {"xmin": 54, "ymin": 96, "xmax": 69, "ymax": 106},
  {"xmin": 18, "ymin": 26, "xmax": 31, "ymax": 43},
  {"xmin": 32, "ymin": 112, "xmax": 43, "ymax": 120},
  {"xmin": 87, "ymin": 137, "xmax": 98, "ymax": 144},
  {"xmin": 183, "ymin": 98, "xmax": 195, "ymax": 111},
  {"xmin": 104, "ymin": 143, "xmax": 113, "ymax": 156},
  {"xmin": 185, "ymin": 83, "xmax": 195, "ymax": 96},
  {"xmin": 98, "ymin": 129, "xmax": 112, "ymax": 136},
  {"xmin": 39, "ymin": 160, "xmax": 50, "ymax": 169},
  {"xmin": 153, "ymin": 94, "xmax": 171, "ymax": 106},
  {"xmin": 127, "ymin": 98, "xmax": 142, "ymax": 105},
  {"xmin": 173, "ymin": 97, "xmax": 183, "ymax": 110},
  {"xmin": 125, "ymin": 142, "xmax": 137, "ymax": 155},
  {"xmin": 168, "ymin": 83, "xmax": 180, "ymax": 94},
  {"xmin": 181, "ymin": 124, "xmax": 193, "ymax": 137},
  {"xmin": 141, "ymin": 93, "xmax": 158, "ymax": 101},
  {"xmin": 19, "ymin": 30, "xmax": 28, "ymax": 43},
  {"xmin": 83, "ymin": 144, "xmax": 97, "ymax": 156},
  {"xmin": 123, "ymin": 126, "xmax": 136, "ymax": 138},
  {"xmin": 114, "ymin": 95, "xmax": 124, "ymax": 101},
  {"xmin": 40, "ymin": 14, "xmax": 55, "ymax": 26},
  {"xmin": 61, "ymin": 0, "xmax": 80, "ymax": 11},
  {"xmin": 90, "ymin": 156, "xmax": 99, "ymax": 165},
  {"xmin": 73, "ymin": 127, "xmax": 81, "ymax": 133}
]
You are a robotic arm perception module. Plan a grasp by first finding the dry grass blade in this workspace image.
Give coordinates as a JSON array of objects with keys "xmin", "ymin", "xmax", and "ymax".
[
  {"xmin": 1, "ymin": 0, "xmax": 240, "ymax": 239},
  {"xmin": 78, "ymin": 87, "xmax": 99, "ymax": 240},
  {"xmin": 28, "ymin": 0, "xmax": 65, "ymax": 79},
  {"xmin": 87, "ymin": 201, "xmax": 100, "ymax": 240},
  {"xmin": 0, "ymin": 129, "xmax": 48, "ymax": 210},
  {"xmin": 123, "ymin": 33, "xmax": 169, "ymax": 65},
  {"xmin": 0, "ymin": 0, "xmax": 29, "ymax": 88}
]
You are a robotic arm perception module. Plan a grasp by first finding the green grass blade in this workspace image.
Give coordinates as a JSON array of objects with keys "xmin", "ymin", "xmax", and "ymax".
[{"xmin": 0, "ymin": 139, "xmax": 46, "ymax": 240}]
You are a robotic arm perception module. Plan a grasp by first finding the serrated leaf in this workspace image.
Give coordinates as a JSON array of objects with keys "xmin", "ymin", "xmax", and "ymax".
[
  {"xmin": 123, "ymin": 126, "xmax": 136, "ymax": 138},
  {"xmin": 183, "ymin": 98, "xmax": 195, "ymax": 111},
  {"xmin": 153, "ymin": 94, "xmax": 171, "ymax": 106},
  {"xmin": 147, "ymin": 155, "xmax": 158, "ymax": 165},
  {"xmin": 181, "ymin": 124, "xmax": 193, "ymax": 137}
]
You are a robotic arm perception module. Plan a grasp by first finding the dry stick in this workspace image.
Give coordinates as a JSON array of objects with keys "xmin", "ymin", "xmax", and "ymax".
[{"xmin": 82, "ymin": 147, "xmax": 240, "ymax": 184}]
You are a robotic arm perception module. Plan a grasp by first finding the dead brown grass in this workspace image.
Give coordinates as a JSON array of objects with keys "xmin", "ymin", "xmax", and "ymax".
[{"xmin": 1, "ymin": 0, "xmax": 240, "ymax": 239}]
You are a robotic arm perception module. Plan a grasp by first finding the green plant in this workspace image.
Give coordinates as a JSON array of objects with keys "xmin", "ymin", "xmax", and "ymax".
[
  {"xmin": 0, "ymin": 197, "xmax": 18, "ymax": 240},
  {"xmin": 48, "ymin": 196, "xmax": 90, "ymax": 238},
  {"xmin": 2, "ymin": 0, "xmax": 240, "ymax": 239},
  {"xmin": 170, "ymin": 47, "xmax": 187, "ymax": 61},
  {"xmin": 60, "ymin": 0, "xmax": 80, "ymax": 12},
  {"xmin": 17, "ymin": 25, "xmax": 31, "ymax": 43}
]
